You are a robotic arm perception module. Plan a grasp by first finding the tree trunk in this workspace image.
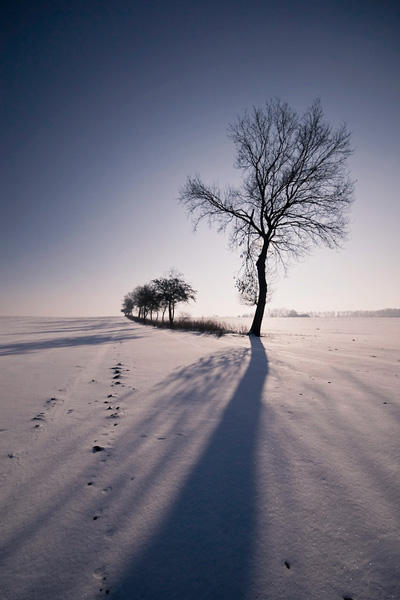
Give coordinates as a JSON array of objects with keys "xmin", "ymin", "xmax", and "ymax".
[
  {"xmin": 168, "ymin": 301, "xmax": 174, "ymax": 326},
  {"xmin": 249, "ymin": 243, "xmax": 268, "ymax": 337}
]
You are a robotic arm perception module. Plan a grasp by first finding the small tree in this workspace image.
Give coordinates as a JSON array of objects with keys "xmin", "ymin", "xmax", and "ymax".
[
  {"xmin": 131, "ymin": 284, "xmax": 159, "ymax": 321},
  {"xmin": 152, "ymin": 269, "xmax": 196, "ymax": 326},
  {"xmin": 121, "ymin": 293, "xmax": 134, "ymax": 317},
  {"xmin": 179, "ymin": 98, "xmax": 354, "ymax": 336}
]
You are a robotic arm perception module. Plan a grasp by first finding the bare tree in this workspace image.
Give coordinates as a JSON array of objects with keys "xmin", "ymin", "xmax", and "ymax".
[
  {"xmin": 179, "ymin": 98, "xmax": 354, "ymax": 336},
  {"xmin": 131, "ymin": 284, "xmax": 159, "ymax": 321},
  {"xmin": 152, "ymin": 269, "xmax": 197, "ymax": 326},
  {"xmin": 121, "ymin": 292, "xmax": 134, "ymax": 317}
]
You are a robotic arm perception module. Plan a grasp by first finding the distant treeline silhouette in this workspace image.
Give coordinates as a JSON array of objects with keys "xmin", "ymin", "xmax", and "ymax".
[
  {"xmin": 122, "ymin": 270, "xmax": 231, "ymax": 336},
  {"xmin": 121, "ymin": 270, "xmax": 241, "ymax": 336},
  {"xmin": 241, "ymin": 308, "xmax": 400, "ymax": 318},
  {"xmin": 121, "ymin": 269, "xmax": 196, "ymax": 326},
  {"xmin": 314, "ymin": 308, "xmax": 400, "ymax": 318}
]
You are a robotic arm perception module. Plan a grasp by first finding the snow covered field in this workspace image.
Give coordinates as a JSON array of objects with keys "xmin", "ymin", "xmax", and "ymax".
[{"xmin": 0, "ymin": 315, "xmax": 399, "ymax": 600}]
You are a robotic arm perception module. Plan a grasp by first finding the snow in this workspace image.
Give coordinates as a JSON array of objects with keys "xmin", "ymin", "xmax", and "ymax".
[{"xmin": 0, "ymin": 315, "xmax": 399, "ymax": 600}]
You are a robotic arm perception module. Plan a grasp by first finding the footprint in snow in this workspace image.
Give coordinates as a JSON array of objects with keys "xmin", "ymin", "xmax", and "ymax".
[
  {"xmin": 93, "ymin": 568, "xmax": 106, "ymax": 580},
  {"xmin": 32, "ymin": 413, "xmax": 46, "ymax": 421},
  {"xmin": 93, "ymin": 568, "xmax": 110, "ymax": 594},
  {"xmin": 92, "ymin": 445, "xmax": 105, "ymax": 453},
  {"xmin": 93, "ymin": 507, "xmax": 104, "ymax": 521},
  {"xmin": 46, "ymin": 397, "xmax": 63, "ymax": 407},
  {"xmin": 32, "ymin": 413, "xmax": 46, "ymax": 427}
]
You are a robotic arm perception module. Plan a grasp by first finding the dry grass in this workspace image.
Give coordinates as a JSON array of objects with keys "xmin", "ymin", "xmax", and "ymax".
[{"xmin": 126, "ymin": 315, "xmax": 247, "ymax": 337}]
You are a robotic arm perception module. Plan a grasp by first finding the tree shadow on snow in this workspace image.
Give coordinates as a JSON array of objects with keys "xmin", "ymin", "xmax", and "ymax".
[
  {"xmin": 112, "ymin": 335, "xmax": 268, "ymax": 600},
  {"xmin": 0, "ymin": 327, "xmax": 145, "ymax": 356},
  {"xmin": 4, "ymin": 318, "xmax": 126, "ymax": 337}
]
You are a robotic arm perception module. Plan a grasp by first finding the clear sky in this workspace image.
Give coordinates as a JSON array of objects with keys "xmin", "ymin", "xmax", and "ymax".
[{"xmin": 1, "ymin": 0, "xmax": 399, "ymax": 317}]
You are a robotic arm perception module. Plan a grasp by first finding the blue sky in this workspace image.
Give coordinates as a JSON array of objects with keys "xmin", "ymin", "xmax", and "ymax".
[{"xmin": 1, "ymin": 0, "xmax": 399, "ymax": 317}]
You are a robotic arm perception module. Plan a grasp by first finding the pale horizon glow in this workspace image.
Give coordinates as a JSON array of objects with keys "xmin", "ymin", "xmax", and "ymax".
[{"xmin": 1, "ymin": 1, "xmax": 399, "ymax": 317}]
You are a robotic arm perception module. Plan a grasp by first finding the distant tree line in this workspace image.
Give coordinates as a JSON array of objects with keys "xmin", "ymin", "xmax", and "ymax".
[
  {"xmin": 258, "ymin": 308, "xmax": 400, "ymax": 318},
  {"xmin": 121, "ymin": 270, "xmax": 196, "ymax": 326},
  {"xmin": 327, "ymin": 308, "xmax": 400, "ymax": 318}
]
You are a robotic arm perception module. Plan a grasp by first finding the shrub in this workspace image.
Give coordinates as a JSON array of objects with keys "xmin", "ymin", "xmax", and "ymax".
[{"xmin": 127, "ymin": 315, "xmax": 235, "ymax": 337}]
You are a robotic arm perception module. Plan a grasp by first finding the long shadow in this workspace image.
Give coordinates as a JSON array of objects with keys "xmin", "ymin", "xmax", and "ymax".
[
  {"xmin": 112, "ymin": 336, "xmax": 268, "ymax": 599},
  {"xmin": 0, "ymin": 330, "xmax": 145, "ymax": 356},
  {"xmin": 5, "ymin": 320, "xmax": 126, "ymax": 336}
]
